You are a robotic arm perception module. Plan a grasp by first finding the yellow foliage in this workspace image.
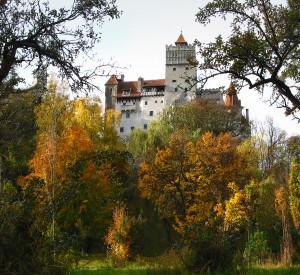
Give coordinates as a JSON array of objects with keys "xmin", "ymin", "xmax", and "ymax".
[{"xmin": 138, "ymin": 130, "xmax": 257, "ymax": 241}]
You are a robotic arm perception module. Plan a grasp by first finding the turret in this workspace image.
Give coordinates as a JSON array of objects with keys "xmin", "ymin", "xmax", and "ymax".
[
  {"xmin": 105, "ymin": 75, "xmax": 119, "ymax": 110},
  {"xmin": 224, "ymin": 82, "xmax": 240, "ymax": 107}
]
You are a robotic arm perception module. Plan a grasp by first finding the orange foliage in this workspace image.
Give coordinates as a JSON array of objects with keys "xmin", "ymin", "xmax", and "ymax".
[
  {"xmin": 138, "ymin": 131, "xmax": 255, "ymax": 239},
  {"xmin": 18, "ymin": 92, "xmax": 127, "ymax": 240}
]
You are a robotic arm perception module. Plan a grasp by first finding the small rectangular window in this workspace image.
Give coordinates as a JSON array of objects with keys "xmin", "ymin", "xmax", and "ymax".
[
  {"xmin": 131, "ymin": 127, "xmax": 135, "ymax": 131},
  {"xmin": 126, "ymin": 112, "xmax": 130, "ymax": 118},
  {"xmin": 161, "ymin": 100, "xmax": 163, "ymax": 103},
  {"xmin": 172, "ymin": 80, "xmax": 176, "ymax": 83},
  {"xmin": 145, "ymin": 101, "xmax": 148, "ymax": 105},
  {"xmin": 120, "ymin": 127, "xmax": 124, "ymax": 133},
  {"xmin": 150, "ymin": 111, "xmax": 153, "ymax": 116},
  {"xmin": 185, "ymin": 67, "xmax": 189, "ymax": 70},
  {"xmin": 155, "ymin": 100, "xmax": 157, "ymax": 103},
  {"xmin": 123, "ymin": 90, "xmax": 130, "ymax": 95},
  {"xmin": 144, "ymin": 124, "xmax": 147, "ymax": 130},
  {"xmin": 173, "ymin": 68, "xmax": 176, "ymax": 71},
  {"xmin": 175, "ymin": 88, "xmax": 178, "ymax": 92}
]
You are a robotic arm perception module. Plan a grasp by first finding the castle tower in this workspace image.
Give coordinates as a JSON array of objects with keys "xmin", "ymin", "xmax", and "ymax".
[
  {"xmin": 164, "ymin": 32, "xmax": 197, "ymax": 106},
  {"xmin": 224, "ymin": 82, "xmax": 241, "ymax": 107},
  {"xmin": 105, "ymin": 75, "xmax": 119, "ymax": 110}
]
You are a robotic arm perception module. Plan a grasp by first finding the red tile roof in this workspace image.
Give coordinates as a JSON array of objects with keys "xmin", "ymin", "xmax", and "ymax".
[
  {"xmin": 224, "ymin": 82, "xmax": 240, "ymax": 107},
  {"xmin": 143, "ymin": 79, "xmax": 165, "ymax": 87},
  {"xmin": 116, "ymin": 79, "xmax": 165, "ymax": 98},
  {"xmin": 118, "ymin": 81, "xmax": 140, "ymax": 97},
  {"xmin": 105, "ymin": 75, "xmax": 118, "ymax": 85},
  {"xmin": 175, "ymin": 32, "xmax": 188, "ymax": 45}
]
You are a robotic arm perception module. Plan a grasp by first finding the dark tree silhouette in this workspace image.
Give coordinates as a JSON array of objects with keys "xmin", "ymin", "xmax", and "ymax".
[
  {"xmin": 0, "ymin": 0, "xmax": 120, "ymax": 93},
  {"xmin": 196, "ymin": 0, "xmax": 300, "ymax": 118}
]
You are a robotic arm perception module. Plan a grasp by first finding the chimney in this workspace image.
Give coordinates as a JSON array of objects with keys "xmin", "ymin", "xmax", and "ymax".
[
  {"xmin": 246, "ymin": 109, "xmax": 249, "ymax": 122},
  {"xmin": 138, "ymin": 77, "xmax": 144, "ymax": 93}
]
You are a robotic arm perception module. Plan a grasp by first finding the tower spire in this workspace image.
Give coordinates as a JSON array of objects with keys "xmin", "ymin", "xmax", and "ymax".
[{"xmin": 175, "ymin": 32, "xmax": 188, "ymax": 46}]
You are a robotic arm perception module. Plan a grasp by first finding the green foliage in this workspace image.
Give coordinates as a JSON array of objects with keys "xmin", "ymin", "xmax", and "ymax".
[
  {"xmin": 244, "ymin": 229, "xmax": 270, "ymax": 265},
  {"xmin": 160, "ymin": 99, "xmax": 244, "ymax": 138},
  {"xmin": 256, "ymin": 177, "xmax": 281, "ymax": 254},
  {"xmin": 0, "ymin": 89, "xmax": 38, "ymax": 183},
  {"xmin": 287, "ymin": 136, "xmax": 300, "ymax": 164},
  {"xmin": 289, "ymin": 160, "xmax": 300, "ymax": 232}
]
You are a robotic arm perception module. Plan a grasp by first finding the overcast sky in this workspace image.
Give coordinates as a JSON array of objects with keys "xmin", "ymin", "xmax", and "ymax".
[{"xmin": 52, "ymin": 0, "xmax": 300, "ymax": 136}]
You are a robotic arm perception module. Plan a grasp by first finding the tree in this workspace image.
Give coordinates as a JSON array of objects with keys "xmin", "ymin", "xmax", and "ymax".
[
  {"xmin": 0, "ymin": 0, "xmax": 120, "ymax": 93},
  {"xmin": 138, "ymin": 131, "xmax": 256, "ymax": 270},
  {"xmin": 19, "ymin": 77, "xmax": 128, "ymax": 256},
  {"xmin": 105, "ymin": 204, "xmax": 133, "ymax": 267},
  {"xmin": 196, "ymin": 0, "xmax": 300, "ymax": 118},
  {"xmin": 0, "ymin": 89, "xmax": 38, "ymax": 183},
  {"xmin": 252, "ymin": 117, "xmax": 288, "ymax": 178},
  {"xmin": 289, "ymin": 160, "xmax": 300, "ymax": 232},
  {"xmin": 161, "ymin": 99, "xmax": 249, "ymax": 139},
  {"xmin": 275, "ymin": 186, "xmax": 293, "ymax": 265}
]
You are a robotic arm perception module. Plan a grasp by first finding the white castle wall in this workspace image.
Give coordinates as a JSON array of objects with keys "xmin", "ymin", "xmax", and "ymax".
[
  {"xmin": 116, "ymin": 94, "xmax": 164, "ymax": 136},
  {"xmin": 164, "ymin": 44, "xmax": 197, "ymax": 106}
]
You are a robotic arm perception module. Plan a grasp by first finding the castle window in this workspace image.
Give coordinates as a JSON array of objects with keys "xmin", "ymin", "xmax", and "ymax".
[
  {"xmin": 149, "ymin": 111, "xmax": 153, "ymax": 116},
  {"xmin": 175, "ymin": 88, "xmax": 178, "ymax": 92},
  {"xmin": 126, "ymin": 112, "xmax": 130, "ymax": 118},
  {"xmin": 155, "ymin": 100, "xmax": 157, "ymax": 103},
  {"xmin": 123, "ymin": 90, "xmax": 130, "ymax": 96},
  {"xmin": 173, "ymin": 68, "xmax": 176, "ymax": 71},
  {"xmin": 131, "ymin": 127, "xmax": 135, "ymax": 131},
  {"xmin": 120, "ymin": 127, "xmax": 124, "ymax": 133},
  {"xmin": 172, "ymin": 80, "xmax": 176, "ymax": 83},
  {"xmin": 161, "ymin": 100, "xmax": 163, "ymax": 103},
  {"xmin": 145, "ymin": 101, "xmax": 148, "ymax": 105},
  {"xmin": 144, "ymin": 124, "xmax": 148, "ymax": 130},
  {"xmin": 186, "ymin": 67, "xmax": 189, "ymax": 70}
]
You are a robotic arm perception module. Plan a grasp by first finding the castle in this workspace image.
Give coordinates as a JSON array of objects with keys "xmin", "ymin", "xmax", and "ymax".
[{"xmin": 105, "ymin": 33, "xmax": 248, "ymax": 137}]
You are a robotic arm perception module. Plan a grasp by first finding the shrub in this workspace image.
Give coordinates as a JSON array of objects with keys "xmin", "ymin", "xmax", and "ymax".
[
  {"xmin": 244, "ymin": 229, "xmax": 270, "ymax": 265},
  {"xmin": 105, "ymin": 205, "xmax": 133, "ymax": 267}
]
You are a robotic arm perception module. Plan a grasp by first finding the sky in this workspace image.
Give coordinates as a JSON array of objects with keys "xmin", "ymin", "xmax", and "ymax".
[{"xmin": 50, "ymin": 0, "xmax": 300, "ymax": 136}]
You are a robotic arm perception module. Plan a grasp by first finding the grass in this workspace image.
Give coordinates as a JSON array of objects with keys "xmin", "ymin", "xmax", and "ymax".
[
  {"xmin": 70, "ymin": 252, "xmax": 190, "ymax": 275},
  {"xmin": 248, "ymin": 265, "xmax": 300, "ymax": 274},
  {"xmin": 70, "ymin": 254, "xmax": 300, "ymax": 275}
]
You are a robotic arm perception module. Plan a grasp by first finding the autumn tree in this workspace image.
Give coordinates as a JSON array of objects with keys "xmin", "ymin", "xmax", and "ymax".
[
  {"xmin": 287, "ymin": 135, "xmax": 300, "ymax": 164},
  {"xmin": 196, "ymin": 0, "xmax": 300, "ymax": 118},
  {"xmin": 19, "ymin": 77, "xmax": 129, "ymax": 259},
  {"xmin": 127, "ymin": 99, "xmax": 249, "ymax": 166},
  {"xmin": 105, "ymin": 204, "xmax": 133, "ymax": 267},
  {"xmin": 289, "ymin": 160, "xmax": 300, "ymax": 233},
  {"xmin": 0, "ymin": 0, "xmax": 120, "ymax": 93},
  {"xmin": 275, "ymin": 186, "xmax": 293, "ymax": 265},
  {"xmin": 138, "ymin": 130, "xmax": 256, "ymax": 270}
]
